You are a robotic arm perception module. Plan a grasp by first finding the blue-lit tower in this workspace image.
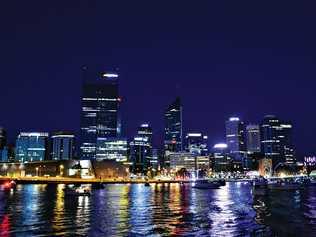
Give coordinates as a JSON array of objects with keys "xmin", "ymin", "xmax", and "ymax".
[
  {"xmin": 15, "ymin": 132, "xmax": 49, "ymax": 162},
  {"xmin": 51, "ymin": 131, "xmax": 75, "ymax": 160},
  {"xmin": 80, "ymin": 68, "xmax": 121, "ymax": 159}
]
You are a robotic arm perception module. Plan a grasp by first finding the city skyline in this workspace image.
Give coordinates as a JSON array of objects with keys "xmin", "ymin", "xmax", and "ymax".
[
  {"xmin": 2, "ymin": 1, "xmax": 316, "ymax": 157},
  {"xmin": 1, "ymin": 2, "xmax": 316, "ymax": 236},
  {"xmin": 0, "ymin": 79, "xmax": 306, "ymax": 159}
]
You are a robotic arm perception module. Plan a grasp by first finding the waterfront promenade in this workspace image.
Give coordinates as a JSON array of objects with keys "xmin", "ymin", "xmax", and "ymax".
[
  {"xmin": 0, "ymin": 175, "xmax": 302, "ymax": 185},
  {"xmin": 0, "ymin": 176, "xmax": 194, "ymax": 184}
]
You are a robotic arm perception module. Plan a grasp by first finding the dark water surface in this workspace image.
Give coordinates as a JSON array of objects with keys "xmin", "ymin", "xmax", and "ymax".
[{"xmin": 0, "ymin": 182, "xmax": 315, "ymax": 236}]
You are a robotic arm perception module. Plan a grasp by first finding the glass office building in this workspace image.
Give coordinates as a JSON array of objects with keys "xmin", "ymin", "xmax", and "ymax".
[
  {"xmin": 80, "ymin": 69, "xmax": 121, "ymax": 159},
  {"xmin": 0, "ymin": 127, "xmax": 6, "ymax": 150},
  {"xmin": 130, "ymin": 123, "xmax": 153, "ymax": 173},
  {"xmin": 246, "ymin": 124, "xmax": 261, "ymax": 153},
  {"xmin": 51, "ymin": 132, "xmax": 75, "ymax": 160},
  {"xmin": 15, "ymin": 132, "xmax": 49, "ymax": 162},
  {"xmin": 211, "ymin": 143, "xmax": 231, "ymax": 172},
  {"xmin": 260, "ymin": 115, "xmax": 295, "ymax": 166},
  {"xmin": 164, "ymin": 97, "xmax": 183, "ymax": 154},
  {"xmin": 225, "ymin": 117, "xmax": 246, "ymax": 161},
  {"xmin": 130, "ymin": 136, "xmax": 151, "ymax": 173}
]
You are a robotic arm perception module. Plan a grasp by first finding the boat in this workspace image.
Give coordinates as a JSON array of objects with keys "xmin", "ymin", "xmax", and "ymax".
[
  {"xmin": 209, "ymin": 178, "xmax": 226, "ymax": 186},
  {"xmin": 144, "ymin": 182, "xmax": 150, "ymax": 187},
  {"xmin": 192, "ymin": 179, "xmax": 221, "ymax": 189},
  {"xmin": 3, "ymin": 180, "xmax": 17, "ymax": 190},
  {"xmin": 65, "ymin": 185, "xmax": 91, "ymax": 196}
]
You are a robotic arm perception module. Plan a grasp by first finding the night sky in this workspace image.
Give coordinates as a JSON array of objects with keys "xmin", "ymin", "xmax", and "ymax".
[{"xmin": 1, "ymin": 1, "xmax": 316, "ymax": 158}]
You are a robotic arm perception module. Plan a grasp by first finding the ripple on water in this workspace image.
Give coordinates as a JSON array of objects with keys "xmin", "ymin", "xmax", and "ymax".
[{"xmin": 0, "ymin": 183, "xmax": 316, "ymax": 236}]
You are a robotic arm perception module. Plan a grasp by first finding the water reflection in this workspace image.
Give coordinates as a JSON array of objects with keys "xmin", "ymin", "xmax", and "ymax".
[
  {"xmin": 89, "ymin": 184, "xmax": 130, "ymax": 236},
  {"xmin": 252, "ymin": 187, "xmax": 316, "ymax": 236},
  {"xmin": 0, "ymin": 215, "xmax": 10, "ymax": 237},
  {"xmin": 0, "ymin": 183, "xmax": 316, "ymax": 236}
]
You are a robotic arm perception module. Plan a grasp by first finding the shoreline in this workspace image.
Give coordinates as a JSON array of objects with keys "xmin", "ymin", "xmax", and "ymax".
[{"xmin": 0, "ymin": 177, "xmax": 252, "ymax": 185}]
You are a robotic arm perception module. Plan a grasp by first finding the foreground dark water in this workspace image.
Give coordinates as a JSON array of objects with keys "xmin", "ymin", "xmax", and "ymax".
[{"xmin": 0, "ymin": 182, "xmax": 315, "ymax": 236}]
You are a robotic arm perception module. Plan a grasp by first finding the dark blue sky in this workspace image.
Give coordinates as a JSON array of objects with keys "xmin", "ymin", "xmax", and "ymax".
[{"xmin": 1, "ymin": 1, "xmax": 316, "ymax": 158}]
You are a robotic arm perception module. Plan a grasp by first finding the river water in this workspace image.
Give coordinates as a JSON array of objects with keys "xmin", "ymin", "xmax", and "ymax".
[{"xmin": 0, "ymin": 182, "xmax": 315, "ymax": 236}]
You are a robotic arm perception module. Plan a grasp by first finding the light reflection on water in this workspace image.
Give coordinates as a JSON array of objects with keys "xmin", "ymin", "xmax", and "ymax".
[{"xmin": 0, "ymin": 183, "xmax": 316, "ymax": 236}]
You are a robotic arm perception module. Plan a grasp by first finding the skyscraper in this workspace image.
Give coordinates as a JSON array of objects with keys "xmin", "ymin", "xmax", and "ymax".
[
  {"xmin": 164, "ymin": 97, "xmax": 183, "ymax": 154},
  {"xmin": 51, "ymin": 132, "xmax": 75, "ymax": 160},
  {"xmin": 225, "ymin": 117, "xmax": 246, "ymax": 161},
  {"xmin": 15, "ymin": 132, "xmax": 49, "ymax": 162},
  {"xmin": 279, "ymin": 122, "xmax": 295, "ymax": 164},
  {"xmin": 0, "ymin": 127, "xmax": 6, "ymax": 150},
  {"xmin": 246, "ymin": 124, "xmax": 261, "ymax": 153},
  {"xmin": 185, "ymin": 133, "xmax": 208, "ymax": 155},
  {"xmin": 80, "ymin": 69, "xmax": 121, "ymax": 159},
  {"xmin": 260, "ymin": 115, "xmax": 295, "ymax": 167},
  {"xmin": 211, "ymin": 143, "xmax": 231, "ymax": 172},
  {"xmin": 130, "ymin": 123, "xmax": 153, "ymax": 173}
]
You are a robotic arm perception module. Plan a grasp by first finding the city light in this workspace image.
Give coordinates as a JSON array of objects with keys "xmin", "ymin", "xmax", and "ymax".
[
  {"xmin": 102, "ymin": 73, "xmax": 118, "ymax": 78},
  {"xmin": 213, "ymin": 143, "xmax": 228, "ymax": 149}
]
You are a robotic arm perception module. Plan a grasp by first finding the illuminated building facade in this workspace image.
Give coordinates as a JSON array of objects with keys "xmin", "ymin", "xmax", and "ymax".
[
  {"xmin": 225, "ymin": 117, "xmax": 246, "ymax": 163},
  {"xmin": 185, "ymin": 133, "xmax": 208, "ymax": 155},
  {"xmin": 96, "ymin": 137, "xmax": 128, "ymax": 162},
  {"xmin": 169, "ymin": 152, "xmax": 195, "ymax": 171},
  {"xmin": 15, "ymin": 132, "xmax": 49, "ymax": 162},
  {"xmin": 80, "ymin": 69, "xmax": 121, "ymax": 159},
  {"xmin": 246, "ymin": 124, "xmax": 261, "ymax": 153},
  {"xmin": 0, "ymin": 127, "xmax": 8, "ymax": 162},
  {"xmin": 260, "ymin": 115, "xmax": 295, "ymax": 167},
  {"xmin": 169, "ymin": 152, "xmax": 209, "ymax": 171},
  {"xmin": 279, "ymin": 122, "xmax": 295, "ymax": 164},
  {"xmin": 0, "ymin": 147, "xmax": 8, "ymax": 162},
  {"xmin": 0, "ymin": 127, "xmax": 6, "ymax": 149},
  {"xmin": 164, "ymin": 97, "xmax": 183, "ymax": 154},
  {"xmin": 51, "ymin": 132, "xmax": 75, "ymax": 160},
  {"xmin": 211, "ymin": 143, "xmax": 232, "ymax": 172},
  {"xmin": 130, "ymin": 123, "xmax": 153, "ymax": 173}
]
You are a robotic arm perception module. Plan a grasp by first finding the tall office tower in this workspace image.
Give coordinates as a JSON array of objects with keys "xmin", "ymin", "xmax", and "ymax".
[
  {"xmin": 0, "ymin": 147, "xmax": 8, "ymax": 162},
  {"xmin": 51, "ymin": 132, "xmax": 75, "ymax": 160},
  {"xmin": 15, "ymin": 132, "xmax": 49, "ymax": 162},
  {"xmin": 260, "ymin": 115, "xmax": 295, "ymax": 167},
  {"xmin": 211, "ymin": 143, "xmax": 231, "ymax": 172},
  {"xmin": 279, "ymin": 122, "xmax": 295, "ymax": 164},
  {"xmin": 0, "ymin": 127, "xmax": 7, "ymax": 150},
  {"xmin": 164, "ymin": 97, "xmax": 183, "ymax": 154},
  {"xmin": 7, "ymin": 144, "xmax": 15, "ymax": 162},
  {"xmin": 246, "ymin": 124, "xmax": 261, "ymax": 153},
  {"xmin": 130, "ymin": 123, "xmax": 153, "ymax": 173},
  {"xmin": 225, "ymin": 117, "xmax": 246, "ymax": 161},
  {"xmin": 151, "ymin": 148, "xmax": 159, "ymax": 170},
  {"xmin": 185, "ymin": 133, "xmax": 208, "ymax": 156},
  {"xmin": 80, "ymin": 69, "xmax": 121, "ymax": 159}
]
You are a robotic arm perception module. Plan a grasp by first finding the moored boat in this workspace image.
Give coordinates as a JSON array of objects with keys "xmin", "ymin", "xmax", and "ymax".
[
  {"xmin": 2, "ymin": 180, "xmax": 17, "ymax": 191},
  {"xmin": 192, "ymin": 179, "xmax": 221, "ymax": 189},
  {"xmin": 65, "ymin": 185, "xmax": 91, "ymax": 196}
]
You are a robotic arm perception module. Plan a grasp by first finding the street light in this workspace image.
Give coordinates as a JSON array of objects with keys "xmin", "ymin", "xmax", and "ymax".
[
  {"xmin": 35, "ymin": 167, "xmax": 39, "ymax": 177},
  {"xmin": 59, "ymin": 164, "xmax": 64, "ymax": 176}
]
